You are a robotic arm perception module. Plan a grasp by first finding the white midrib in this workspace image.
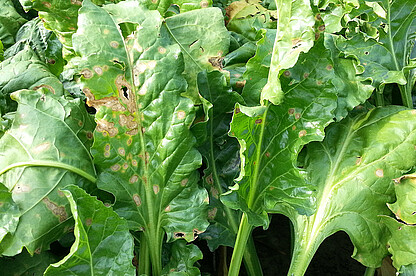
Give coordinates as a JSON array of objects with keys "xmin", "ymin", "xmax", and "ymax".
[{"xmin": 303, "ymin": 123, "xmax": 355, "ymax": 253}]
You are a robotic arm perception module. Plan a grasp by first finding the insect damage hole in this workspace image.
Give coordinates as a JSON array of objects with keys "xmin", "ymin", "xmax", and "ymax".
[{"xmin": 122, "ymin": 86, "xmax": 129, "ymax": 99}]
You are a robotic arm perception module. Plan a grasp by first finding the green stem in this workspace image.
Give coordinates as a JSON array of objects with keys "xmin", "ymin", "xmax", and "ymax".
[
  {"xmin": 228, "ymin": 214, "xmax": 253, "ymax": 276},
  {"xmin": 243, "ymin": 236, "xmax": 263, "ymax": 276},
  {"xmin": 145, "ymin": 229, "xmax": 163, "ymax": 276},
  {"xmin": 363, "ymin": 267, "xmax": 376, "ymax": 276},
  {"xmin": 374, "ymin": 90, "xmax": 385, "ymax": 107},
  {"xmin": 399, "ymin": 84, "xmax": 413, "ymax": 108},
  {"xmin": 138, "ymin": 233, "xmax": 150, "ymax": 276}
]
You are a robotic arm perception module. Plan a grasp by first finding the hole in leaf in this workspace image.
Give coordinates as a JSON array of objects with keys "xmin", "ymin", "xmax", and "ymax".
[
  {"xmin": 122, "ymin": 86, "xmax": 129, "ymax": 99},
  {"xmin": 189, "ymin": 40, "xmax": 199, "ymax": 48}
]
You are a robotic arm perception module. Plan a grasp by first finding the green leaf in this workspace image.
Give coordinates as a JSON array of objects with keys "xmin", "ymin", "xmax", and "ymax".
[
  {"xmin": 0, "ymin": 46, "xmax": 64, "ymax": 116},
  {"xmin": 0, "ymin": 0, "xmax": 27, "ymax": 48},
  {"xmin": 0, "ymin": 183, "xmax": 19, "ymax": 243},
  {"xmin": 70, "ymin": 0, "xmax": 208, "ymax": 273},
  {"xmin": 195, "ymin": 71, "xmax": 243, "ymax": 250},
  {"xmin": 0, "ymin": 40, "xmax": 3, "ymax": 61},
  {"xmin": 279, "ymin": 107, "xmax": 416, "ymax": 275},
  {"xmin": 4, "ymin": 18, "xmax": 64, "ymax": 76},
  {"xmin": 0, "ymin": 249, "xmax": 59, "ymax": 275},
  {"xmin": 261, "ymin": 0, "xmax": 315, "ymax": 105},
  {"xmin": 316, "ymin": 0, "xmax": 359, "ymax": 33},
  {"xmin": 0, "ymin": 89, "xmax": 96, "ymax": 256},
  {"xmin": 333, "ymin": 0, "xmax": 416, "ymax": 90},
  {"xmin": 161, "ymin": 240, "xmax": 203, "ymax": 276},
  {"xmin": 139, "ymin": 0, "xmax": 213, "ymax": 16},
  {"xmin": 388, "ymin": 174, "xmax": 416, "ymax": 224},
  {"xmin": 164, "ymin": 7, "xmax": 230, "ymax": 102},
  {"xmin": 44, "ymin": 185, "xmax": 135, "ymax": 275}
]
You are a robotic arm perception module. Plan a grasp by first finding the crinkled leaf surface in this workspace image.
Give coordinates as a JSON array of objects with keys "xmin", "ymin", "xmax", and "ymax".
[
  {"xmin": 0, "ymin": 46, "xmax": 64, "ymax": 116},
  {"xmin": 0, "ymin": 184, "xmax": 19, "ymax": 243},
  {"xmin": 72, "ymin": 0, "xmax": 208, "ymax": 247},
  {"xmin": 275, "ymin": 107, "xmax": 416, "ymax": 275},
  {"xmin": 0, "ymin": 0, "xmax": 27, "ymax": 47},
  {"xmin": 222, "ymin": 41, "xmax": 345, "ymax": 227},
  {"xmin": 195, "ymin": 71, "xmax": 243, "ymax": 250},
  {"xmin": 0, "ymin": 249, "xmax": 59, "ymax": 275},
  {"xmin": 161, "ymin": 240, "xmax": 203, "ymax": 276},
  {"xmin": 164, "ymin": 7, "xmax": 230, "ymax": 102},
  {"xmin": 44, "ymin": 185, "xmax": 135, "ymax": 276},
  {"xmin": 140, "ymin": 0, "xmax": 213, "ymax": 16},
  {"xmin": 261, "ymin": 0, "xmax": 315, "ymax": 104},
  {"xmin": 0, "ymin": 89, "xmax": 96, "ymax": 256},
  {"xmin": 4, "ymin": 18, "xmax": 64, "ymax": 76},
  {"xmin": 333, "ymin": 0, "xmax": 416, "ymax": 89}
]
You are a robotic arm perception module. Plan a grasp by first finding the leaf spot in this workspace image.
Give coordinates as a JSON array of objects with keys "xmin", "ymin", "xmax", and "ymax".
[
  {"xmin": 206, "ymin": 174, "xmax": 213, "ymax": 185},
  {"xmin": 375, "ymin": 169, "xmax": 384, "ymax": 177},
  {"xmin": 104, "ymin": 151, "xmax": 110, "ymax": 157},
  {"xmin": 265, "ymin": 152, "xmax": 270, "ymax": 157},
  {"xmin": 326, "ymin": 65, "xmax": 333, "ymax": 70},
  {"xmin": 129, "ymin": 175, "xmax": 139, "ymax": 184},
  {"xmin": 33, "ymin": 142, "xmax": 51, "ymax": 154},
  {"xmin": 153, "ymin": 185, "xmax": 160, "ymax": 194},
  {"xmin": 295, "ymin": 113, "xmax": 301, "ymax": 120},
  {"xmin": 208, "ymin": 208, "xmax": 217, "ymax": 220},
  {"xmin": 105, "ymin": 144, "xmax": 110, "ymax": 151},
  {"xmin": 303, "ymin": 73, "xmax": 309, "ymax": 78},
  {"xmin": 283, "ymin": 70, "xmax": 291, "ymax": 77},
  {"xmin": 288, "ymin": 108, "xmax": 295, "ymax": 115},
  {"xmin": 299, "ymin": 130, "xmax": 307, "ymax": 137},
  {"xmin": 43, "ymin": 198, "xmax": 67, "ymax": 222},
  {"xmin": 132, "ymin": 159, "xmax": 138, "ymax": 166},
  {"xmin": 210, "ymin": 187, "xmax": 219, "ymax": 199},
  {"xmin": 181, "ymin": 178, "xmax": 188, "ymax": 186},
  {"xmin": 236, "ymin": 80, "xmax": 246, "ymax": 88},
  {"xmin": 123, "ymin": 163, "xmax": 128, "ymax": 170},
  {"xmin": 96, "ymin": 119, "xmax": 118, "ymax": 137},
  {"xmin": 200, "ymin": 0, "xmax": 209, "ymax": 7},
  {"xmin": 111, "ymin": 164, "xmax": 121, "ymax": 171},
  {"xmin": 81, "ymin": 69, "xmax": 93, "ymax": 79},
  {"xmin": 292, "ymin": 125, "xmax": 296, "ymax": 130},
  {"xmin": 93, "ymin": 66, "xmax": 103, "ymax": 75},
  {"xmin": 103, "ymin": 29, "xmax": 110, "ymax": 35},
  {"xmin": 316, "ymin": 80, "xmax": 322, "ymax": 86},
  {"xmin": 177, "ymin": 110, "xmax": 186, "ymax": 120},
  {"xmin": 235, "ymin": 108, "xmax": 240, "ymax": 114},
  {"xmin": 110, "ymin": 41, "xmax": 119, "ymax": 48},
  {"xmin": 14, "ymin": 184, "xmax": 30, "ymax": 193},
  {"xmin": 164, "ymin": 205, "xmax": 171, "ymax": 212},
  {"xmin": 86, "ymin": 131, "xmax": 93, "ymax": 140},
  {"xmin": 133, "ymin": 194, "xmax": 141, "ymax": 206},
  {"xmin": 255, "ymin": 119, "xmax": 262, "ymax": 124},
  {"xmin": 85, "ymin": 218, "xmax": 92, "ymax": 226},
  {"xmin": 318, "ymin": 25, "xmax": 325, "ymax": 32},
  {"xmin": 42, "ymin": 2, "xmax": 51, "ymax": 8},
  {"xmin": 356, "ymin": 156, "xmax": 362, "ymax": 165},
  {"xmin": 118, "ymin": 148, "xmax": 126, "ymax": 156},
  {"xmin": 158, "ymin": 47, "xmax": 166, "ymax": 54},
  {"xmin": 364, "ymin": 51, "xmax": 369, "ymax": 55}
]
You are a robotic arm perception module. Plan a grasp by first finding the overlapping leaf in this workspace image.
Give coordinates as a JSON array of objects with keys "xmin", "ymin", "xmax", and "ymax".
[
  {"xmin": 0, "ymin": 89, "xmax": 96, "ymax": 256},
  {"xmin": 140, "ymin": 0, "xmax": 213, "ymax": 15},
  {"xmin": 0, "ymin": 46, "xmax": 63, "ymax": 116},
  {"xmin": 0, "ymin": 249, "xmax": 59, "ymax": 275},
  {"xmin": 275, "ymin": 107, "xmax": 416, "ymax": 275},
  {"xmin": 0, "ymin": 0, "xmax": 27, "ymax": 48},
  {"xmin": 161, "ymin": 240, "xmax": 203, "ymax": 276},
  {"xmin": 71, "ymin": 0, "xmax": 208, "ymax": 251},
  {"xmin": 44, "ymin": 185, "xmax": 135, "ymax": 275},
  {"xmin": 0, "ymin": 184, "xmax": 19, "ymax": 243},
  {"xmin": 261, "ymin": 0, "xmax": 315, "ymax": 105},
  {"xmin": 333, "ymin": 0, "xmax": 416, "ymax": 90}
]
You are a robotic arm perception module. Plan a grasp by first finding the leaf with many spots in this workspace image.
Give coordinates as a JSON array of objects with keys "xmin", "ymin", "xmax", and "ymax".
[
  {"xmin": 70, "ymin": 1, "xmax": 209, "ymax": 274},
  {"xmin": 0, "ymin": 89, "xmax": 96, "ymax": 256},
  {"xmin": 44, "ymin": 185, "xmax": 135, "ymax": 275},
  {"xmin": 279, "ymin": 107, "xmax": 416, "ymax": 275},
  {"xmin": 161, "ymin": 240, "xmax": 203, "ymax": 276}
]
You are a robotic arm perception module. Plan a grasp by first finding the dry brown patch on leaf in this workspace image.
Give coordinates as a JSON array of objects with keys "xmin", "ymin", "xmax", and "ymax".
[
  {"xmin": 96, "ymin": 119, "xmax": 118, "ymax": 137},
  {"xmin": 83, "ymin": 87, "xmax": 127, "ymax": 112},
  {"xmin": 208, "ymin": 56, "xmax": 224, "ymax": 69},
  {"xmin": 43, "ymin": 198, "xmax": 68, "ymax": 222}
]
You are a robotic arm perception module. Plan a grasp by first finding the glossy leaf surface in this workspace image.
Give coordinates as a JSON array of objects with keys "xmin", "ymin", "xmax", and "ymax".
[
  {"xmin": 0, "ymin": 0, "xmax": 27, "ymax": 47},
  {"xmin": 0, "ymin": 47, "xmax": 64, "ymax": 116},
  {"xmin": 72, "ymin": 0, "xmax": 208, "ymax": 249},
  {"xmin": 44, "ymin": 185, "xmax": 135, "ymax": 275},
  {"xmin": 0, "ymin": 89, "xmax": 96, "ymax": 256},
  {"xmin": 0, "ymin": 184, "xmax": 19, "ymax": 243},
  {"xmin": 0, "ymin": 249, "xmax": 58, "ymax": 275},
  {"xmin": 277, "ymin": 107, "xmax": 416, "ymax": 275},
  {"xmin": 161, "ymin": 240, "xmax": 203, "ymax": 276},
  {"xmin": 261, "ymin": 0, "xmax": 315, "ymax": 104}
]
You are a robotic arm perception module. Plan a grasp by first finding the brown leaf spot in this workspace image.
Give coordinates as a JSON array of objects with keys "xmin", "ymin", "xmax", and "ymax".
[
  {"xmin": 255, "ymin": 119, "xmax": 262, "ymax": 124},
  {"xmin": 318, "ymin": 25, "xmax": 325, "ymax": 32},
  {"xmin": 236, "ymin": 80, "xmax": 246, "ymax": 88},
  {"xmin": 292, "ymin": 125, "xmax": 296, "ymax": 130},
  {"xmin": 110, "ymin": 41, "xmax": 119, "ymax": 48},
  {"xmin": 164, "ymin": 205, "xmax": 171, "ymax": 212},
  {"xmin": 208, "ymin": 56, "xmax": 223, "ymax": 69},
  {"xmin": 43, "ymin": 198, "xmax": 68, "ymax": 222},
  {"xmin": 126, "ymin": 129, "xmax": 139, "ymax": 136},
  {"xmin": 33, "ymin": 84, "xmax": 55, "ymax": 94},
  {"xmin": 115, "ymin": 75, "xmax": 136, "ymax": 114},
  {"xmin": 158, "ymin": 46, "xmax": 166, "ymax": 54},
  {"xmin": 315, "ymin": 13, "xmax": 322, "ymax": 20},
  {"xmin": 86, "ymin": 131, "xmax": 93, "ymax": 140},
  {"xmin": 316, "ymin": 80, "xmax": 323, "ymax": 86},
  {"xmin": 153, "ymin": 185, "xmax": 160, "ymax": 194},
  {"xmin": 127, "ymin": 137, "xmax": 133, "ymax": 146},
  {"xmin": 129, "ymin": 175, "xmax": 139, "ymax": 184},
  {"xmin": 123, "ymin": 163, "xmax": 129, "ymax": 170},
  {"xmin": 104, "ymin": 151, "xmax": 110, "ymax": 157},
  {"xmin": 326, "ymin": 64, "xmax": 333, "ymax": 70},
  {"xmin": 132, "ymin": 159, "xmax": 138, "ymax": 166},
  {"xmin": 303, "ymin": 73, "xmax": 309, "ymax": 79},
  {"xmin": 208, "ymin": 207, "xmax": 217, "ymax": 220},
  {"xmin": 235, "ymin": 108, "xmax": 240, "ymax": 114},
  {"xmin": 200, "ymin": 0, "xmax": 209, "ymax": 7},
  {"xmin": 103, "ymin": 29, "xmax": 110, "ymax": 35},
  {"xmin": 133, "ymin": 194, "xmax": 141, "ymax": 206},
  {"xmin": 32, "ymin": 142, "xmax": 51, "ymax": 154},
  {"xmin": 295, "ymin": 113, "xmax": 301, "ymax": 120},
  {"xmin": 283, "ymin": 70, "xmax": 291, "ymax": 77},
  {"xmin": 105, "ymin": 144, "xmax": 110, "ymax": 151},
  {"xmin": 356, "ymin": 157, "xmax": 362, "ymax": 165},
  {"xmin": 42, "ymin": 2, "xmax": 51, "ymax": 8},
  {"xmin": 210, "ymin": 187, "xmax": 219, "ymax": 199},
  {"xmin": 265, "ymin": 152, "xmax": 270, "ymax": 157},
  {"xmin": 376, "ymin": 169, "xmax": 384, "ymax": 177},
  {"xmin": 111, "ymin": 164, "xmax": 121, "ymax": 171},
  {"xmin": 299, "ymin": 130, "xmax": 307, "ymax": 137},
  {"xmin": 48, "ymin": 59, "xmax": 56, "ymax": 64},
  {"xmin": 118, "ymin": 148, "xmax": 126, "ymax": 156},
  {"xmin": 288, "ymin": 108, "xmax": 295, "ymax": 115},
  {"xmin": 34, "ymin": 247, "xmax": 42, "ymax": 254},
  {"xmin": 177, "ymin": 110, "xmax": 186, "ymax": 120},
  {"xmin": 93, "ymin": 66, "xmax": 103, "ymax": 75},
  {"xmin": 96, "ymin": 120, "xmax": 118, "ymax": 137},
  {"xmin": 14, "ymin": 184, "xmax": 30, "ymax": 193},
  {"xmin": 206, "ymin": 174, "xmax": 213, "ymax": 185},
  {"xmin": 85, "ymin": 218, "xmax": 92, "ymax": 226},
  {"xmin": 181, "ymin": 178, "xmax": 188, "ymax": 186},
  {"xmin": 70, "ymin": 0, "xmax": 82, "ymax": 5},
  {"xmin": 81, "ymin": 69, "xmax": 93, "ymax": 79}
]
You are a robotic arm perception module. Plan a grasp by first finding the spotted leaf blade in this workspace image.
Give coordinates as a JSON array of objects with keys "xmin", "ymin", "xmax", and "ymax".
[
  {"xmin": 0, "ymin": 89, "xmax": 96, "ymax": 256},
  {"xmin": 278, "ymin": 107, "xmax": 416, "ymax": 275},
  {"xmin": 72, "ymin": 0, "xmax": 208, "ymax": 247},
  {"xmin": 44, "ymin": 185, "xmax": 135, "ymax": 276},
  {"xmin": 261, "ymin": 0, "xmax": 315, "ymax": 105}
]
